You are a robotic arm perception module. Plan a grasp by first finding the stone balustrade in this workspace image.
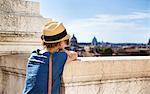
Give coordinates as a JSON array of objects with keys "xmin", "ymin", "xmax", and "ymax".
[{"xmin": 0, "ymin": 54, "xmax": 150, "ymax": 94}]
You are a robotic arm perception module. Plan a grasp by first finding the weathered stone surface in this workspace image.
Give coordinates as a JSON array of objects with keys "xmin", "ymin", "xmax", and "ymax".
[
  {"xmin": 0, "ymin": 0, "xmax": 51, "ymax": 55},
  {"xmin": 0, "ymin": 55, "xmax": 150, "ymax": 94},
  {"xmin": 0, "ymin": 14, "xmax": 50, "ymax": 33},
  {"xmin": 62, "ymin": 56, "xmax": 150, "ymax": 83},
  {"xmin": 60, "ymin": 56, "xmax": 150, "ymax": 94},
  {"xmin": 0, "ymin": 31, "xmax": 42, "ymax": 55},
  {"xmin": 0, "ymin": 0, "xmax": 48, "ymax": 33},
  {"xmin": 61, "ymin": 78, "xmax": 150, "ymax": 94},
  {"xmin": 0, "ymin": 54, "xmax": 28, "ymax": 94},
  {"xmin": 0, "ymin": 0, "xmax": 40, "ymax": 15}
]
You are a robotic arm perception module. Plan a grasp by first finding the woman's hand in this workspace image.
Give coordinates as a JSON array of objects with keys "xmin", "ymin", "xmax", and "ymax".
[{"xmin": 65, "ymin": 50, "xmax": 78, "ymax": 63}]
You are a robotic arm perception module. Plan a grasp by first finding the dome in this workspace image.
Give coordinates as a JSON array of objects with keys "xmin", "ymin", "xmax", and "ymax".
[
  {"xmin": 91, "ymin": 36, "xmax": 98, "ymax": 46},
  {"xmin": 70, "ymin": 34, "xmax": 78, "ymax": 46}
]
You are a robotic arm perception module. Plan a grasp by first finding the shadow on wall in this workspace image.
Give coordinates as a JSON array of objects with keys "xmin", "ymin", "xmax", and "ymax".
[{"xmin": 0, "ymin": 54, "xmax": 28, "ymax": 94}]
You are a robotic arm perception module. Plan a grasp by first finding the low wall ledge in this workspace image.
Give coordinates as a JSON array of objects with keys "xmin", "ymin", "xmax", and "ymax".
[
  {"xmin": 62, "ymin": 56, "xmax": 150, "ymax": 85},
  {"xmin": 77, "ymin": 56, "xmax": 150, "ymax": 61}
]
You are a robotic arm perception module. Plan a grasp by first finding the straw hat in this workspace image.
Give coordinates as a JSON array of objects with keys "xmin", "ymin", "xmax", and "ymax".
[{"xmin": 41, "ymin": 21, "xmax": 70, "ymax": 43}]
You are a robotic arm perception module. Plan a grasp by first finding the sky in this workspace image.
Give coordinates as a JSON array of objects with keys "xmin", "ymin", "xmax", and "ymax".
[{"xmin": 37, "ymin": 0, "xmax": 150, "ymax": 43}]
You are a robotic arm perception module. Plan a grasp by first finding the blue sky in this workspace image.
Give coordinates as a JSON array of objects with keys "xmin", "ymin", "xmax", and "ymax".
[{"xmin": 37, "ymin": 0, "xmax": 150, "ymax": 43}]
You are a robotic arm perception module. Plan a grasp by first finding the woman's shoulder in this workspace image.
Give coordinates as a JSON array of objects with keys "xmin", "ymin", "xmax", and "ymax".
[
  {"xmin": 53, "ymin": 52, "xmax": 68, "ymax": 60},
  {"xmin": 28, "ymin": 49, "xmax": 50, "ymax": 63},
  {"xmin": 54, "ymin": 51, "xmax": 67, "ymax": 56},
  {"xmin": 54, "ymin": 50, "xmax": 78, "ymax": 63}
]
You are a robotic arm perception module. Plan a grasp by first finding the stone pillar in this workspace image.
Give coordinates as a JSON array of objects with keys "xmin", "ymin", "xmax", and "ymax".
[{"xmin": 0, "ymin": 0, "xmax": 51, "ymax": 55}]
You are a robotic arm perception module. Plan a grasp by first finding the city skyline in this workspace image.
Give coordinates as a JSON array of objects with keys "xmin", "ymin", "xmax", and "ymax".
[
  {"xmin": 71, "ymin": 34, "xmax": 150, "ymax": 44},
  {"xmin": 38, "ymin": 0, "xmax": 150, "ymax": 43}
]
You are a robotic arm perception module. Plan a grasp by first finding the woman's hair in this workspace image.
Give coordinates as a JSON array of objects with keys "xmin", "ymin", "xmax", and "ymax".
[
  {"xmin": 42, "ymin": 42, "xmax": 60, "ymax": 48},
  {"xmin": 41, "ymin": 38, "xmax": 70, "ymax": 49}
]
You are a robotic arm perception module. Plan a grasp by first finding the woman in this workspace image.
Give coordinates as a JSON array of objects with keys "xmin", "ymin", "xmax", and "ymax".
[{"xmin": 23, "ymin": 21, "xmax": 77, "ymax": 94}]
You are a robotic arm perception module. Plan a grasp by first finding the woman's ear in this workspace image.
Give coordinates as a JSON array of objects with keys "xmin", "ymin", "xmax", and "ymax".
[
  {"xmin": 65, "ymin": 39, "xmax": 69, "ymax": 45},
  {"xmin": 57, "ymin": 42, "xmax": 62, "ymax": 47},
  {"xmin": 57, "ymin": 42, "xmax": 63, "ymax": 52}
]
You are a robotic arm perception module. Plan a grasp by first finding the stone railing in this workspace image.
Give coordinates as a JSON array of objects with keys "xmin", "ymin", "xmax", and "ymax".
[
  {"xmin": 61, "ymin": 56, "xmax": 150, "ymax": 94},
  {"xmin": 0, "ymin": 54, "xmax": 150, "ymax": 94}
]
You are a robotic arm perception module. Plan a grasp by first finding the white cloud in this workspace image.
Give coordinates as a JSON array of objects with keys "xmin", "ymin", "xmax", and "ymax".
[{"xmin": 66, "ymin": 12, "xmax": 150, "ymax": 43}]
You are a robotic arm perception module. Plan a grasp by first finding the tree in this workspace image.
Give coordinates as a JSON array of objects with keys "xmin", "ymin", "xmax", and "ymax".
[
  {"xmin": 103, "ymin": 48, "xmax": 114, "ymax": 56},
  {"xmin": 95, "ymin": 47, "xmax": 114, "ymax": 56}
]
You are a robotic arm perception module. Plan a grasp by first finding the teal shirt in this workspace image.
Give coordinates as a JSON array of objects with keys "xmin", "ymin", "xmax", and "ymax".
[{"xmin": 23, "ymin": 49, "xmax": 67, "ymax": 94}]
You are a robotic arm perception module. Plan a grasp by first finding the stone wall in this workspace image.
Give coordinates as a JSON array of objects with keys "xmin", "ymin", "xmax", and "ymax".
[
  {"xmin": 0, "ymin": 0, "xmax": 39, "ymax": 15},
  {"xmin": 61, "ymin": 56, "xmax": 150, "ymax": 94},
  {"xmin": 0, "ymin": 0, "xmax": 50, "ymax": 92},
  {"xmin": 0, "ymin": 54, "xmax": 27, "ymax": 94},
  {"xmin": 0, "ymin": 0, "xmax": 45, "ymax": 32},
  {"xmin": 0, "ymin": 54, "xmax": 150, "ymax": 94},
  {"xmin": 0, "ymin": 0, "xmax": 50, "ymax": 55}
]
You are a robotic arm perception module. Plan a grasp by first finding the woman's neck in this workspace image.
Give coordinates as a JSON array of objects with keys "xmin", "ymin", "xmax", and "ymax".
[
  {"xmin": 44, "ymin": 47, "xmax": 58, "ymax": 53},
  {"xmin": 49, "ymin": 48, "xmax": 58, "ymax": 53}
]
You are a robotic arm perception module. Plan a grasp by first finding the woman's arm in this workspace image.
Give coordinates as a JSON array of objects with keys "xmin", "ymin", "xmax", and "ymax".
[
  {"xmin": 58, "ymin": 48, "xmax": 78, "ymax": 63},
  {"xmin": 65, "ymin": 50, "xmax": 78, "ymax": 63}
]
